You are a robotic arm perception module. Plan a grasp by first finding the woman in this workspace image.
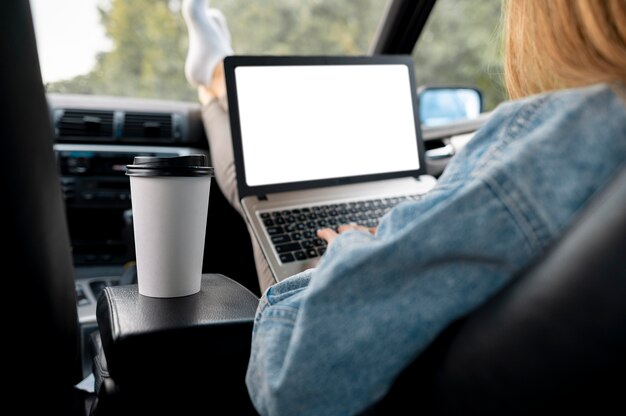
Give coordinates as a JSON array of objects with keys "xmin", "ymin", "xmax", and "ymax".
[{"xmin": 183, "ymin": 0, "xmax": 626, "ymax": 414}]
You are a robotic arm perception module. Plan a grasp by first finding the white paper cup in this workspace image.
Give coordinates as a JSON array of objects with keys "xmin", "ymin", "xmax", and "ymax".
[{"xmin": 127, "ymin": 155, "xmax": 213, "ymax": 298}]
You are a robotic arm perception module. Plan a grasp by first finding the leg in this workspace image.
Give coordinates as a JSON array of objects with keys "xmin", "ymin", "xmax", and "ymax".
[
  {"xmin": 183, "ymin": 1, "xmax": 276, "ymax": 292},
  {"xmin": 201, "ymin": 91, "xmax": 276, "ymax": 293}
]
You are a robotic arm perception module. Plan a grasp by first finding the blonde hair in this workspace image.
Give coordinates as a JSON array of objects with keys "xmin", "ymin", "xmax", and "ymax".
[{"xmin": 504, "ymin": 0, "xmax": 626, "ymax": 99}]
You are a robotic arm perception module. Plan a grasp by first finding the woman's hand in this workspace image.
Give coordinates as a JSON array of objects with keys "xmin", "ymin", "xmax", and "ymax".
[{"xmin": 317, "ymin": 224, "xmax": 377, "ymax": 248}]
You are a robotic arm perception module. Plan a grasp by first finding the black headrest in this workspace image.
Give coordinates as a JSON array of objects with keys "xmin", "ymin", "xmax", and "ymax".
[
  {"xmin": 371, "ymin": 166, "xmax": 626, "ymax": 414},
  {"xmin": 1, "ymin": 0, "xmax": 80, "ymax": 397}
]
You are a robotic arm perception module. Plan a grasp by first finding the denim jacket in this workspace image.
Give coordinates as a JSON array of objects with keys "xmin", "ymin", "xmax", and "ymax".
[{"xmin": 245, "ymin": 83, "xmax": 626, "ymax": 415}]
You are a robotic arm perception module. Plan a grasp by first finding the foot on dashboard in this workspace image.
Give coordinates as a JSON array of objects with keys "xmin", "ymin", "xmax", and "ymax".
[{"xmin": 182, "ymin": 0, "xmax": 233, "ymax": 87}]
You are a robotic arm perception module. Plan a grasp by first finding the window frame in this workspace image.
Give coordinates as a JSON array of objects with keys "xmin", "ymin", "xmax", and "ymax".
[{"xmin": 370, "ymin": 0, "xmax": 437, "ymax": 54}]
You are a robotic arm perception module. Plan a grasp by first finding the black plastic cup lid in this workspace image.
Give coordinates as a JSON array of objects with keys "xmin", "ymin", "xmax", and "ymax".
[{"xmin": 126, "ymin": 155, "xmax": 214, "ymax": 177}]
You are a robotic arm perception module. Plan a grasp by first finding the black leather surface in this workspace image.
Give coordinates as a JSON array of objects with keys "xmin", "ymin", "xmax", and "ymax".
[
  {"xmin": 1, "ymin": 1, "xmax": 82, "ymax": 411},
  {"xmin": 95, "ymin": 274, "xmax": 259, "ymax": 414},
  {"xmin": 99, "ymin": 274, "xmax": 257, "ymax": 341},
  {"xmin": 371, "ymin": 167, "xmax": 626, "ymax": 414}
]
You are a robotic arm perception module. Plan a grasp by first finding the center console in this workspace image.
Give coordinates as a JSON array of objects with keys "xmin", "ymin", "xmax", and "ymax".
[
  {"xmin": 48, "ymin": 93, "xmax": 213, "ymax": 377},
  {"xmin": 56, "ymin": 144, "xmax": 209, "ymax": 377},
  {"xmin": 93, "ymin": 274, "xmax": 259, "ymax": 413},
  {"xmin": 57, "ymin": 144, "xmax": 203, "ymax": 266}
]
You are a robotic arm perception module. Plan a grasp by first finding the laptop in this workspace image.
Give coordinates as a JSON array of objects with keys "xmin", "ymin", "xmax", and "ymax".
[{"xmin": 224, "ymin": 55, "xmax": 436, "ymax": 281}]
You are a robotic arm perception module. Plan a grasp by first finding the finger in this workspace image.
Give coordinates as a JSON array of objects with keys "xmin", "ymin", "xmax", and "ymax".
[
  {"xmin": 337, "ymin": 224, "xmax": 375, "ymax": 234},
  {"xmin": 317, "ymin": 228, "xmax": 338, "ymax": 244}
]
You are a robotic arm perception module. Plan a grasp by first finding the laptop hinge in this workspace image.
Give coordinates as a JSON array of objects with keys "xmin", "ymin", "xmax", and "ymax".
[{"xmin": 258, "ymin": 194, "xmax": 268, "ymax": 201}]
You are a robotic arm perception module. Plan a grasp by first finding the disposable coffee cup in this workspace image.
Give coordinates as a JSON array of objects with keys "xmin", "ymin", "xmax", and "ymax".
[{"xmin": 126, "ymin": 155, "xmax": 214, "ymax": 298}]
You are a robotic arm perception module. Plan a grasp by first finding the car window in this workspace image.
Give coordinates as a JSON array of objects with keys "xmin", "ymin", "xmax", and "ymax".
[
  {"xmin": 31, "ymin": 0, "xmax": 389, "ymax": 102},
  {"xmin": 412, "ymin": 0, "xmax": 505, "ymax": 112}
]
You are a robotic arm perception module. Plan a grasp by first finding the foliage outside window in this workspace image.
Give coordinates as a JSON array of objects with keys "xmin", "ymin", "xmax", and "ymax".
[
  {"xmin": 45, "ymin": 0, "xmax": 388, "ymax": 102},
  {"xmin": 42, "ymin": 0, "xmax": 506, "ymax": 112},
  {"xmin": 412, "ymin": 0, "xmax": 505, "ymax": 111}
]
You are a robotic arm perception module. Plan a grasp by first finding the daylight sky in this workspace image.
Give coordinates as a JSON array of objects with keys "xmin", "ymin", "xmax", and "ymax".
[{"xmin": 30, "ymin": 0, "xmax": 111, "ymax": 83}]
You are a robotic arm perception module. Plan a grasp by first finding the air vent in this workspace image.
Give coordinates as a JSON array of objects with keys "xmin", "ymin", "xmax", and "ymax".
[
  {"xmin": 56, "ymin": 109, "xmax": 114, "ymax": 139},
  {"xmin": 122, "ymin": 112, "xmax": 173, "ymax": 140}
]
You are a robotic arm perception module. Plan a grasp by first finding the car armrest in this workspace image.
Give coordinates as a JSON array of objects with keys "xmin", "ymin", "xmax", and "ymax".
[{"xmin": 94, "ymin": 274, "xmax": 259, "ymax": 414}]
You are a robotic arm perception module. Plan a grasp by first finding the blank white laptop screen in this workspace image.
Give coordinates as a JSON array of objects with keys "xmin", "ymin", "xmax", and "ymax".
[{"xmin": 234, "ymin": 64, "xmax": 421, "ymax": 187}]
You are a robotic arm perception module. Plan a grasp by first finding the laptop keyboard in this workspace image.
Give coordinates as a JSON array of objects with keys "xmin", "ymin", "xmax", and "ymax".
[{"xmin": 259, "ymin": 194, "xmax": 421, "ymax": 264}]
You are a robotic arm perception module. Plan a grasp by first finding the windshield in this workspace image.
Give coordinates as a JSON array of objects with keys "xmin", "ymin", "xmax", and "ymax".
[
  {"xmin": 31, "ymin": 0, "xmax": 390, "ymax": 102},
  {"xmin": 412, "ymin": 0, "xmax": 505, "ymax": 111}
]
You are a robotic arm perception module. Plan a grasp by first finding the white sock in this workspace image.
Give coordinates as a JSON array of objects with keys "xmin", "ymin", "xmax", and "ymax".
[{"xmin": 182, "ymin": 0, "xmax": 234, "ymax": 87}]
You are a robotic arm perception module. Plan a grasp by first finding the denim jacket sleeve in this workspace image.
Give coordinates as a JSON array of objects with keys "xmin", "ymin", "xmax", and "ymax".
[{"xmin": 245, "ymin": 84, "xmax": 626, "ymax": 416}]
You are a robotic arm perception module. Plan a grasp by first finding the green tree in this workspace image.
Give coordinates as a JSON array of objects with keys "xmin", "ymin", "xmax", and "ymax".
[
  {"xmin": 47, "ymin": 0, "xmax": 506, "ymax": 110},
  {"xmin": 214, "ymin": 0, "xmax": 384, "ymax": 55},
  {"xmin": 413, "ymin": 0, "xmax": 505, "ymax": 110},
  {"xmin": 47, "ymin": 0, "xmax": 387, "ymax": 101},
  {"xmin": 49, "ymin": 0, "xmax": 196, "ymax": 101}
]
